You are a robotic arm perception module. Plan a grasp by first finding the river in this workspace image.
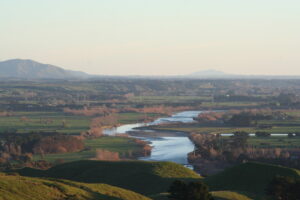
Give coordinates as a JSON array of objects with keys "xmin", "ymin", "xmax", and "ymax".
[{"xmin": 103, "ymin": 111, "xmax": 205, "ymax": 167}]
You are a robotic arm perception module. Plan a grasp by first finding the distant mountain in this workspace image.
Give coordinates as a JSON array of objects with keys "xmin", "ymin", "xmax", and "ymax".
[
  {"xmin": 0, "ymin": 59, "xmax": 90, "ymax": 79},
  {"xmin": 1, "ymin": 59, "xmax": 300, "ymax": 80}
]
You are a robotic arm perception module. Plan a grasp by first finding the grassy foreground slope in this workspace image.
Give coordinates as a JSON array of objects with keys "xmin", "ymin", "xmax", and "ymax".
[
  {"xmin": 16, "ymin": 160, "xmax": 201, "ymax": 196},
  {"xmin": 212, "ymin": 191, "xmax": 252, "ymax": 200},
  {"xmin": 0, "ymin": 173, "xmax": 150, "ymax": 200},
  {"xmin": 205, "ymin": 162, "xmax": 300, "ymax": 197}
]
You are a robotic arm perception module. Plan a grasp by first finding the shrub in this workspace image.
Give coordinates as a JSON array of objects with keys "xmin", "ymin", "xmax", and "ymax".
[
  {"xmin": 168, "ymin": 180, "xmax": 214, "ymax": 200},
  {"xmin": 255, "ymin": 131, "xmax": 271, "ymax": 137},
  {"xmin": 266, "ymin": 176, "xmax": 300, "ymax": 200}
]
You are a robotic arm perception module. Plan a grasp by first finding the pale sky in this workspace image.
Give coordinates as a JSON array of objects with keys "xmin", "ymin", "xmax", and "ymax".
[{"xmin": 0, "ymin": 0, "xmax": 299, "ymax": 76}]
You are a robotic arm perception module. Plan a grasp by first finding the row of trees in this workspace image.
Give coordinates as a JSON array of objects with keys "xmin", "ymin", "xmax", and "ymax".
[
  {"xmin": 0, "ymin": 133, "xmax": 84, "ymax": 164},
  {"xmin": 94, "ymin": 149, "xmax": 120, "ymax": 161},
  {"xmin": 188, "ymin": 132, "xmax": 299, "ymax": 169},
  {"xmin": 92, "ymin": 138, "xmax": 152, "ymax": 161},
  {"xmin": 33, "ymin": 135, "xmax": 84, "ymax": 154},
  {"xmin": 195, "ymin": 109, "xmax": 293, "ymax": 127},
  {"xmin": 81, "ymin": 114, "xmax": 118, "ymax": 138},
  {"xmin": 64, "ymin": 105, "xmax": 193, "ymax": 117}
]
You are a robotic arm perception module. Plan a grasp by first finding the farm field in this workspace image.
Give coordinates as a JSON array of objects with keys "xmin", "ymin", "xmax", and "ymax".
[
  {"xmin": 1, "ymin": 79, "xmax": 300, "ymax": 199},
  {"xmin": 33, "ymin": 136, "xmax": 147, "ymax": 163},
  {"xmin": 128, "ymin": 95, "xmax": 209, "ymax": 105},
  {"xmin": 150, "ymin": 126, "xmax": 256, "ymax": 134},
  {"xmin": 0, "ymin": 111, "xmax": 163, "ymax": 134},
  {"xmin": 150, "ymin": 123, "xmax": 300, "ymax": 135},
  {"xmin": 247, "ymin": 136, "xmax": 300, "ymax": 147},
  {"xmin": 116, "ymin": 112, "xmax": 166, "ymax": 124},
  {"xmin": 152, "ymin": 125, "xmax": 300, "ymax": 148},
  {"xmin": 0, "ymin": 111, "xmax": 91, "ymax": 134}
]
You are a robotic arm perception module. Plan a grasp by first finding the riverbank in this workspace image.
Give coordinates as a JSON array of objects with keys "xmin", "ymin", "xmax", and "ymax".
[
  {"xmin": 109, "ymin": 111, "xmax": 207, "ymax": 167},
  {"xmin": 128, "ymin": 129, "xmax": 188, "ymax": 137}
]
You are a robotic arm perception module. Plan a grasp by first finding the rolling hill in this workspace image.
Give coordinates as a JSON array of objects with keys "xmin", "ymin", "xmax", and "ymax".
[
  {"xmin": 211, "ymin": 191, "xmax": 252, "ymax": 200},
  {"xmin": 0, "ymin": 172, "xmax": 150, "ymax": 200},
  {"xmin": 0, "ymin": 59, "xmax": 90, "ymax": 79},
  {"xmin": 205, "ymin": 162, "xmax": 300, "ymax": 199},
  {"xmin": 9, "ymin": 161, "xmax": 300, "ymax": 199},
  {"xmin": 15, "ymin": 160, "xmax": 201, "ymax": 196}
]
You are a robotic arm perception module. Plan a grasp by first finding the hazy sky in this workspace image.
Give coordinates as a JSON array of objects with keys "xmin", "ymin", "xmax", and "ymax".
[{"xmin": 1, "ymin": 0, "xmax": 299, "ymax": 76}]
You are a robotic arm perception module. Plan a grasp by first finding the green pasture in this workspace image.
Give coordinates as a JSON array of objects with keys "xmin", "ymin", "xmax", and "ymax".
[
  {"xmin": 33, "ymin": 136, "xmax": 146, "ymax": 163},
  {"xmin": 153, "ymin": 124, "xmax": 300, "ymax": 135},
  {"xmin": 128, "ymin": 95, "xmax": 209, "ymax": 104},
  {"xmin": 116, "ymin": 112, "xmax": 165, "ymax": 124},
  {"xmin": 200, "ymin": 101, "xmax": 261, "ymax": 108},
  {"xmin": 0, "ymin": 111, "xmax": 164, "ymax": 134},
  {"xmin": 247, "ymin": 136, "xmax": 300, "ymax": 148},
  {"xmin": 0, "ymin": 111, "xmax": 91, "ymax": 134}
]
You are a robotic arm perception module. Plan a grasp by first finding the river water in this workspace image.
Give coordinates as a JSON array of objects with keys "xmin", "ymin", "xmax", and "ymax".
[
  {"xmin": 104, "ymin": 110, "xmax": 292, "ymax": 169},
  {"xmin": 103, "ymin": 111, "xmax": 205, "ymax": 167}
]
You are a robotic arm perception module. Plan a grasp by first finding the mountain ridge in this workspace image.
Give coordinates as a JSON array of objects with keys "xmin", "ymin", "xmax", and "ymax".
[
  {"xmin": 1, "ymin": 59, "xmax": 300, "ymax": 80},
  {"xmin": 0, "ymin": 59, "xmax": 90, "ymax": 79}
]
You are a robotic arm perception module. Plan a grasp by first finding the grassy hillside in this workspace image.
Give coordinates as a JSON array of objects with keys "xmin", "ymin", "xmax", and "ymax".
[
  {"xmin": 205, "ymin": 162, "xmax": 300, "ymax": 198},
  {"xmin": 0, "ymin": 172, "xmax": 150, "ymax": 200},
  {"xmin": 16, "ymin": 160, "xmax": 201, "ymax": 196},
  {"xmin": 212, "ymin": 191, "xmax": 252, "ymax": 200}
]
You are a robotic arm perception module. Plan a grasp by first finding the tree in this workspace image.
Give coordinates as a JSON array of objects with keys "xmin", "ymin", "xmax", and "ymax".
[
  {"xmin": 266, "ymin": 176, "xmax": 300, "ymax": 200},
  {"xmin": 186, "ymin": 182, "xmax": 214, "ymax": 200},
  {"xmin": 227, "ymin": 113, "xmax": 253, "ymax": 126},
  {"xmin": 168, "ymin": 180, "xmax": 187, "ymax": 200},
  {"xmin": 62, "ymin": 120, "xmax": 68, "ymax": 128},
  {"xmin": 288, "ymin": 133, "xmax": 295, "ymax": 138},
  {"xmin": 255, "ymin": 131, "xmax": 271, "ymax": 137},
  {"xmin": 277, "ymin": 93, "xmax": 297, "ymax": 106},
  {"xmin": 231, "ymin": 131, "xmax": 249, "ymax": 148},
  {"xmin": 168, "ymin": 180, "xmax": 214, "ymax": 200},
  {"xmin": 94, "ymin": 149, "xmax": 120, "ymax": 161}
]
